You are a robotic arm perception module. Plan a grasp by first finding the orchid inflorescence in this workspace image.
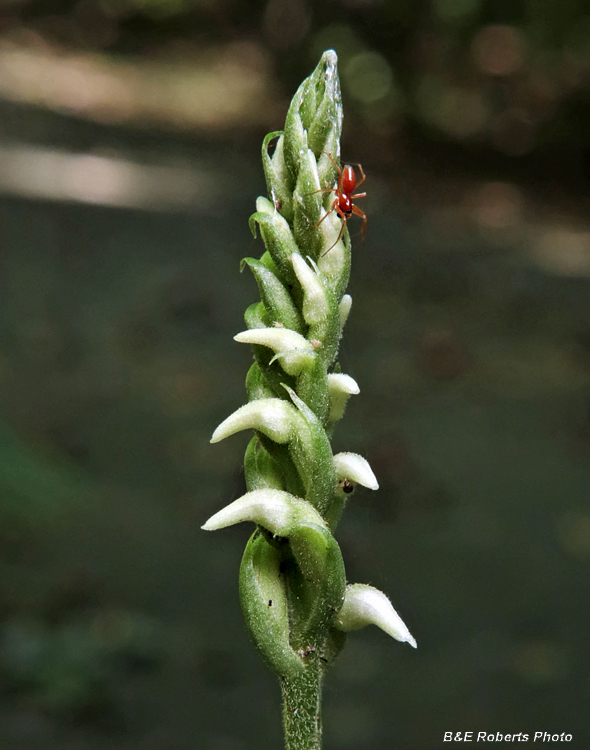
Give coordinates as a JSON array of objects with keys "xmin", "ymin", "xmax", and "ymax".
[{"xmin": 203, "ymin": 50, "xmax": 416, "ymax": 750}]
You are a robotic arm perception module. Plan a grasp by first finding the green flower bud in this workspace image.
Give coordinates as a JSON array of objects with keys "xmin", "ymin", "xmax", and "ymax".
[
  {"xmin": 244, "ymin": 437, "xmax": 284, "ymax": 492},
  {"xmin": 249, "ymin": 206, "xmax": 301, "ymax": 293},
  {"xmin": 241, "ymin": 257, "xmax": 305, "ymax": 333}
]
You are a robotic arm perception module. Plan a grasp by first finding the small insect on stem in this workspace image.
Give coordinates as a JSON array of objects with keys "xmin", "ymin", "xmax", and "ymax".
[{"xmin": 313, "ymin": 151, "xmax": 367, "ymax": 256}]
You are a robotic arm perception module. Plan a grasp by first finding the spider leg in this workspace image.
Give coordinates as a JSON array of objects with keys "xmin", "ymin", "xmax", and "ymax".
[
  {"xmin": 317, "ymin": 150, "xmax": 342, "ymax": 178},
  {"xmin": 320, "ymin": 216, "xmax": 348, "ymax": 258},
  {"xmin": 315, "ymin": 198, "xmax": 339, "ymax": 229},
  {"xmin": 351, "ymin": 205, "xmax": 368, "ymax": 238},
  {"xmin": 321, "ymin": 213, "xmax": 347, "ymax": 257},
  {"xmin": 307, "ymin": 187, "xmax": 336, "ymax": 196}
]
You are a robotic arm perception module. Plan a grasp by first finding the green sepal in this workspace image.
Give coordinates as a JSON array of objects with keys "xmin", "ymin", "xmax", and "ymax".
[
  {"xmin": 246, "ymin": 363, "xmax": 275, "ymax": 401},
  {"xmin": 244, "ymin": 437, "xmax": 284, "ymax": 492},
  {"xmin": 283, "ymin": 81, "xmax": 308, "ymax": 189},
  {"xmin": 293, "ymin": 151, "xmax": 324, "ymax": 262},
  {"xmin": 241, "ymin": 257, "xmax": 305, "ymax": 334},
  {"xmin": 240, "ymin": 531, "xmax": 304, "ymax": 677},
  {"xmin": 262, "ymin": 131, "xmax": 294, "ymax": 223},
  {"xmin": 306, "ymin": 51, "xmax": 342, "ymax": 156},
  {"xmin": 298, "ymin": 75, "xmax": 317, "ymax": 133},
  {"xmin": 333, "ymin": 230, "xmax": 352, "ymax": 302},
  {"xmin": 308, "ymin": 282, "xmax": 341, "ymax": 368},
  {"xmin": 252, "ymin": 345, "xmax": 297, "ymax": 398},
  {"xmin": 244, "ymin": 305, "xmax": 299, "ymax": 395},
  {"xmin": 323, "ymin": 493, "xmax": 346, "ymax": 532},
  {"xmin": 249, "ymin": 210, "xmax": 301, "ymax": 296},
  {"xmin": 258, "ymin": 436, "xmax": 306, "ymax": 500},
  {"xmin": 245, "ymin": 301, "xmax": 269, "ymax": 329},
  {"xmin": 259, "ymin": 251, "xmax": 279, "ymax": 275},
  {"xmin": 297, "ymin": 354, "xmax": 330, "ymax": 425},
  {"xmin": 282, "ymin": 386, "xmax": 335, "ymax": 517},
  {"xmin": 286, "ymin": 523, "xmax": 346, "ymax": 646}
]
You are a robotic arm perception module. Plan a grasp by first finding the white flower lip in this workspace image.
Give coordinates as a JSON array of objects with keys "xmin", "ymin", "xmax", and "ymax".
[
  {"xmin": 335, "ymin": 583, "xmax": 417, "ymax": 649},
  {"xmin": 211, "ymin": 399, "xmax": 296, "ymax": 444},
  {"xmin": 290, "ymin": 253, "xmax": 329, "ymax": 325},
  {"xmin": 202, "ymin": 489, "xmax": 325, "ymax": 537},
  {"xmin": 234, "ymin": 329, "xmax": 314, "ymax": 375},
  {"xmin": 327, "ymin": 373, "xmax": 360, "ymax": 423},
  {"xmin": 333, "ymin": 452, "xmax": 378, "ymax": 491},
  {"xmin": 327, "ymin": 373, "xmax": 360, "ymax": 396}
]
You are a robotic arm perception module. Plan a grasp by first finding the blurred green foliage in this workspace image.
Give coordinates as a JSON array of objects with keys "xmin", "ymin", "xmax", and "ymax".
[
  {"xmin": 0, "ymin": 609, "xmax": 164, "ymax": 718},
  {"xmin": 4, "ymin": 0, "xmax": 590, "ymax": 161}
]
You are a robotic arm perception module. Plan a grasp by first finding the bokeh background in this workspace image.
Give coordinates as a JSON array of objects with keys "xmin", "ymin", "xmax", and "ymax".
[{"xmin": 0, "ymin": 1, "xmax": 589, "ymax": 748}]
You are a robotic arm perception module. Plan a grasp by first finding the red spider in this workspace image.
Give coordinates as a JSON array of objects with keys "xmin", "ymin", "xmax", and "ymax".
[{"xmin": 314, "ymin": 151, "xmax": 367, "ymax": 256}]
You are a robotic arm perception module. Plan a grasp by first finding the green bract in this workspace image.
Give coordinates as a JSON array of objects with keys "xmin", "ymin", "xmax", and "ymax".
[{"xmin": 203, "ymin": 51, "xmax": 416, "ymax": 750}]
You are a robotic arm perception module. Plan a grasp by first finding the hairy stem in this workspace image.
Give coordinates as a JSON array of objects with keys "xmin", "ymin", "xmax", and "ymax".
[{"xmin": 281, "ymin": 660, "xmax": 323, "ymax": 750}]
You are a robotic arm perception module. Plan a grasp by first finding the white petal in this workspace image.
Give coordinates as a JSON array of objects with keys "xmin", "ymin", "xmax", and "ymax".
[
  {"xmin": 290, "ymin": 253, "xmax": 329, "ymax": 325},
  {"xmin": 211, "ymin": 399, "xmax": 295, "ymax": 444},
  {"xmin": 327, "ymin": 373, "xmax": 360, "ymax": 423},
  {"xmin": 202, "ymin": 489, "xmax": 324, "ymax": 536},
  {"xmin": 339, "ymin": 294, "xmax": 352, "ymax": 328},
  {"xmin": 335, "ymin": 584, "xmax": 417, "ymax": 648},
  {"xmin": 234, "ymin": 329, "xmax": 314, "ymax": 375},
  {"xmin": 333, "ymin": 452, "xmax": 378, "ymax": 491},
  {"xmin": 256, "ymin": 196, "xmax": 275, "ymax": 215},
  {"xmin": 317, "ymin": 211, "xmax": 346, "ymax": 275}
]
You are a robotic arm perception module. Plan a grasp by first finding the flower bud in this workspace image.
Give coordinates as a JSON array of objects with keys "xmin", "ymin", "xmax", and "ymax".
[{"xmin": 241, "ymin": 258, "xmax": 305, "ymax": 333}]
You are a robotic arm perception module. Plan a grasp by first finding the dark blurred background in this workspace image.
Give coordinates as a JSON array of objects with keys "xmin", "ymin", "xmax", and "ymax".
[{"xmin": 0, "ymin": 1, "xmax": 589, "ymax": 748}]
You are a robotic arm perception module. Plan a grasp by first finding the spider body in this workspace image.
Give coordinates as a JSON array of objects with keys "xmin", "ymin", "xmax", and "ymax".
[{"xmin": 314, "ymin": 152, "xmax": 367, "ymax": 255}]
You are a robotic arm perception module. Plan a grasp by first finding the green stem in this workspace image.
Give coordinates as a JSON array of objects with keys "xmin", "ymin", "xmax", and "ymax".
[{"xmin": 280, "ymin": 660, "xmax": 323, "ymax": 750}]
